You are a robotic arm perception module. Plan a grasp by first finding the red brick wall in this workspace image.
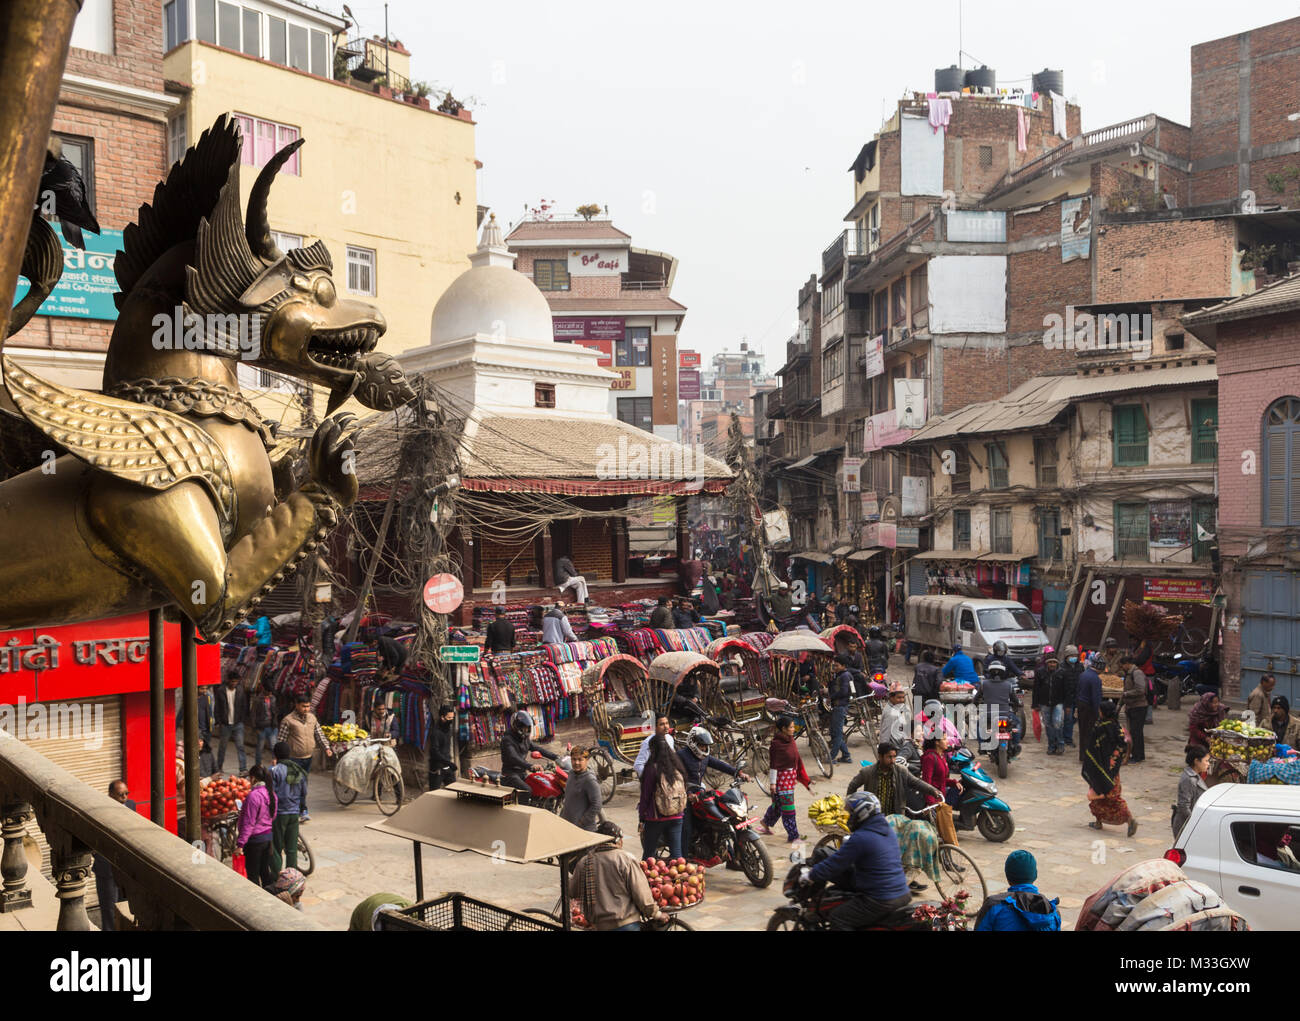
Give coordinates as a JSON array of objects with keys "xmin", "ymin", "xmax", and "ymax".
[
  {"xmin": 14, "ymin": 0, "xmax": 167, "ymax": 359},
  {"xmin": 1095, "ymin": 220, "xmax": 1236, "ymax": 302},
  {"xmin": 1006, "ymin": 200, "xmax": 1093, "ymax": 337},
  {"xmin": 1190, "ymin": 16, "xmax": 1300, "ymax": 204},
  {"xmin": 570, "ymin": 518, "xmax": 613, "ymax": 580},
  {"xmin": 479, "ymin": 531, "xmax": 538, "ymax": 585}
]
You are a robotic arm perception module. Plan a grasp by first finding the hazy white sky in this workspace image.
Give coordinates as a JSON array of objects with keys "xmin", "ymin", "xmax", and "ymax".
[{"xmin": 339, "ymin": 0, "xmax": 1300, "ymax": 370}]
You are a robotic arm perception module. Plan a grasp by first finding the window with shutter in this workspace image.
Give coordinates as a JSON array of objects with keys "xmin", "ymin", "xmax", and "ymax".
[
  {"xmin": 986, "ymin": 443, "xmax": 1009, "ymax": 489},
  {"xmin": 992, "ymin": 509, "xmax": 1012, "ymax": 554},
  {"xmin": 1263, "ymin": 397, "xmax": 1300, "ymax": 526},
  {"xmin": 1035, "ymin": 437, "xmax": 1058, "ymax": 486},
  {"xmin": 1113, "ymin": 405, "xmax": 1148, "ymax": 466},
  {"xmin": 954, "ymin": 510, "xmax": 971, "ymax": 550},
  {"xmin": 951, "ymin": 445, "xmax": 970, "ymax": 495},
  {"xmin": 1038, "ymin": 507, "xmax": 1062, "ymax": 561}
]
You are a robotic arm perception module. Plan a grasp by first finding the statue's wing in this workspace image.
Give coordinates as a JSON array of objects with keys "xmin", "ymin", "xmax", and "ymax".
[{"xmin": 2, "ymin": 357, "xmax": 235, "ymax": 523}]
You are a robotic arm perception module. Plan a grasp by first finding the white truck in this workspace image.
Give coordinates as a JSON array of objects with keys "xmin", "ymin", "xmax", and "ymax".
[
  {"xmin": 1168, "ymin": 782, "xmax": 1300, "ymax": 931},
  {"xmin": 904, "ymin": 594, "xmax": 1049, "ymax": 674}
]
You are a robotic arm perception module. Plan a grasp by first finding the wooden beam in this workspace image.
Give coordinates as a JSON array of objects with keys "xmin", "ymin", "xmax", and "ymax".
[
  {"xmin": 1062, "ymin": 568, "xmax": 1095, "ymax": 650},
  {"xmin": 1098, "ymin": 577, "xmax": 1126, "ymax": 650},
  {"xmin": 1053, "ymin": 559, "xmax": 1084, "ymax": 648}
]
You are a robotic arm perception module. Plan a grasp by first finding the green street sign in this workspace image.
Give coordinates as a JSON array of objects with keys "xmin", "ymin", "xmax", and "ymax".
[{"xmin": 438, "ymin": 645, "xmax": 481, "ymax": 663}]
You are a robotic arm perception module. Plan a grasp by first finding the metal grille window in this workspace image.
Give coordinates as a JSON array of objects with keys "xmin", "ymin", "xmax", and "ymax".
[
  {"xmin": 979, "ymin": 145, "xmax": 993, "ymax": 168},
  {"xmin": 1035, "ymin": 437, "xmax": 1058, "ymax": 486},
  {"xmin": 1113, "ymin": 404, "xmax": 1148, "ymax": 466},
  {"xmin": 986, "ymin": 443, "xmax": 1009, "ymax": 489},
  {"xmin": 1115, "ymin": 501, "xmax": 1149, "ymax": 560},
  {"xmin": 954, "ymin": 509, "xmax": 971, "ymax": 550},
  {"xmin": 1263, "ymin": 397, "xmax": 1300, "ymax": 526},
  {"xmin": 1192, "ymin": 502, "xmax": 1215, "ymax": 561},
  {"xmin": 992, "ymin": 509, "xmax": 1012, "ymax": 554},
  {"xmin": 1192, "ymin": 399, "xmax": 1218, "ymax": 463},
  {"xmin": 345, "ymin": 245, "xmax": 376, "ymax": 296},
  {"xmin": 616, "ymin": 327, "xmax": 651, "ymax": 367},
  {"xmin": 533, "ymin": 259, "xmax": 570, "ymax": 291},
  {"xmin": 1038, "ymin": 507, "xmax": 1062, "ymax": 561}
]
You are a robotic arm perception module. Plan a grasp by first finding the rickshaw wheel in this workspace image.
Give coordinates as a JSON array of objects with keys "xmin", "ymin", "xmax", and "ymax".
[{"xmin": 590, "ymin": 748, "xmax": 618, "ymax": 803}]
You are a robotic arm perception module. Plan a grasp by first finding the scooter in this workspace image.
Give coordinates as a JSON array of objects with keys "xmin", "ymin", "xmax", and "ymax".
[
  {"xmin": 1154, "ymin": 653, "xmax": 1202, "ymax": 699},
  {"xmin": 947, "ymin": 746, "xmax": 1015, "ymax": 842},
  {"xmin": 767, "ymin": 858, "xmax": 939, "ymax": 931}
]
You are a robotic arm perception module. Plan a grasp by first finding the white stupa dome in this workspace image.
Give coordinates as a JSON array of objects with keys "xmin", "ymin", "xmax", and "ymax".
[{"xmin": 430, "ymin": 214, "xmax": 555, "ymax": 347}]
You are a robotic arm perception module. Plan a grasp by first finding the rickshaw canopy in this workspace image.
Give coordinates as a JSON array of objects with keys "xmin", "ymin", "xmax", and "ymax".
[
  {"xmin": 820, "ymin": 624, "xmax": 863, "ymax": 649},
  {"xmin": 579, "ymin": 654, "xmax": 649, "ymax": 703},
  {"xmin": 767, "ymin": 631, "xmax": 833, "ymax": 655},
  {"xmin": 706, "ymin": 636, "xmax": 758, "ymax": 662},
  {"xmin": 647, "ymin": 651, "xmax": 720, "ymax": 684}
]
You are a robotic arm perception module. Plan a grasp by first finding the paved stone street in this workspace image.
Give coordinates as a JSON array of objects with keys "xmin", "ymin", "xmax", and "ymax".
[{"xmin": 292, "ymin": 660, "xmax": 1194, "ymax": 931}]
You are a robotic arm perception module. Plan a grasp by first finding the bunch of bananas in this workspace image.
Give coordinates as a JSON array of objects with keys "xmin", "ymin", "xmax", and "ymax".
[
  {"xmin": 322, "ymin": 723, "xmax": 368, "ymax": 743},
  {"xmin": 809, "ymin": 794, "xmax": 850, "ymax": 829}
]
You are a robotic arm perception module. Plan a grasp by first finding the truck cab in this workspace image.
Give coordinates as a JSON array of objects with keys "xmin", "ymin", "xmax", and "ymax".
[{"xmin": 906, "ymin": 595, "xmax": 1048, "ymax": 671}]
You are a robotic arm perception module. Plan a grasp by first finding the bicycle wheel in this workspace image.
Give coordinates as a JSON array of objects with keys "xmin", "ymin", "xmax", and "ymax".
[
  {"xmin": 296, "ymin": 833, "xmax": 314, "ymax": 876},
  {"xmin": 934, "ymin": 843, "xmax": 986, "ymax": 916},
  {"xmin": 806, "ymin": 722, "xmax": 834, "ymax": 779},
  {"xmin": 1179, "ymin": 627, "xmax": 1207, "ymax": 658},
  {"xmin": 374, "ymin": 766, "xmax": 403, "ymax": 816},
  {"xmin": 332, "ymin": 777, "xmax": 358, "ymax": 806},
  {"xmin": 657, "ymin": 915, "xmax": 694, "ymax": 931},
  {"xmin": 814, "ymin": 832, "xmax": 844, "ymax": 854},
  {"xmin": 590, "ymin": 747, "xmax": 618, "ymax": 804},
  {"xmin": 749, "ymin": 739, "xmax": 771, "ymax": 796}
]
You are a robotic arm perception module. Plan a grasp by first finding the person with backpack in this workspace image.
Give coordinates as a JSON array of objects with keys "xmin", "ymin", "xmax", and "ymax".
[
  {"xmin": 639, "ymin": 733, "xmax": 687, "ymax": 860},
  {"xmin": 269, "ymin": 742, "xmax": 307, "ymax": 873},
  {"xmin": 758, "ymin": 716, "xmax": 811, "ymax": 842},
  {"xmin": 249, "ymin": 683, "xmax": 279, "ymax": 769},
  {"xmin": 973, "ymin": 850, "xmax": 1061, "ymax": 931}
]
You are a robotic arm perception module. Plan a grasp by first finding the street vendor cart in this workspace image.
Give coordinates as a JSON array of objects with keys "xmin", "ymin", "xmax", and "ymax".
[
  {"xmin": 582, "ymin": 654, "xmax": 654, "ymax": 804},
  {"xmin": 365, "ymin": 782, "xmax": 630, "ymax": 931}
]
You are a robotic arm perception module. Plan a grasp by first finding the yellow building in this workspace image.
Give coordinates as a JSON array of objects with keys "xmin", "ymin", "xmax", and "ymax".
[{"xmin": 161, "ymin": 0, "xmax": 479, "ymax": 420}]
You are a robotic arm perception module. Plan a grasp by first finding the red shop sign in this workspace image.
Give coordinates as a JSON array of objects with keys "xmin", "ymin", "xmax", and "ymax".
[{"xmin": 423, "ymin": 574, "xmax": 465, "ymax": 614}]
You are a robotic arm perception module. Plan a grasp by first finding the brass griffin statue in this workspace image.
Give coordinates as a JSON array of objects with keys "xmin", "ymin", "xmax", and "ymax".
[{"xmin": 0, "ymin": 115, "xmax": 414, "ymax": 640}]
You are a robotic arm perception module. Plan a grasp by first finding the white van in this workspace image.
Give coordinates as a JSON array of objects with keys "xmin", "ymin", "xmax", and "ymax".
[
  {"xmin": 1169, "ymin": 783, "xmax": 1300, "ymax": 931},
  {"xmin": 905, "ymin": 595, "xmax": 1049, "ymax": 671}
]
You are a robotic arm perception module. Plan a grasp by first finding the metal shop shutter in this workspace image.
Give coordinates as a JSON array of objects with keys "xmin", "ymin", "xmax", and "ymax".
[{"xmin": 17, "ymin": 696, "xmax": 123, "ymax": 912}]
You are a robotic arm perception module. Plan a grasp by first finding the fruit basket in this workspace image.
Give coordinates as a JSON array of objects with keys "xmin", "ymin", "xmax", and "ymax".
[
  {"xmin": 198, "ymin": 774, "xmax": 251, "ymax": 820},
  {"xmin": 322, "ymin": 723, "xmax": 369, "ymax": 758},
  {"xmin": 639, "ymin": 857, "xmax": 706, "ymax": 913},
  {"xmin": 1209, "ymin": 721, "xmax": 1276, "ymax": 769},
  {"xmin": 939, "ymin": 682, "xmax": 977, "ymax": 704}
]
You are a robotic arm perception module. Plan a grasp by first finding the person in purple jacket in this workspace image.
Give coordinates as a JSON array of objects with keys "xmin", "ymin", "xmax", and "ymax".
[{"xmin": 236, "ymin": 764, "xmax": 278, "ymax": 889}]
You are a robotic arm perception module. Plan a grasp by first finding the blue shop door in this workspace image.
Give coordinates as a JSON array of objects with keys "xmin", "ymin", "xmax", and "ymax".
[
  {"xmin": 1042, "ymin": 585, "xmax": 1068, "ymax": 631},
  {"xmin": 1242, "ymin": 569, "xmax": 1300, "ymax": 707}
]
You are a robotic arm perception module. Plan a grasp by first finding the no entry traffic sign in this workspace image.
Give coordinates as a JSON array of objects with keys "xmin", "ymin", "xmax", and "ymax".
[{"xmin": 422, "ymin": 573, "xmax": 464, "ymax": 614}]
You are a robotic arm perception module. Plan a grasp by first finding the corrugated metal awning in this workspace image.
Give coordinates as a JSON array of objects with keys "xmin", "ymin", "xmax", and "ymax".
[
  {"xmin": 791, "ymin": 551, "xmax": 834, "ymax": 564},
  {"xmin": 911, "ymin": 549, "xmax": 988, "ymax": 561},
  {"xmin": 831, "ymin": 546, "xmax": 853, "ymax": 557},
  {"xmin": 978, "ymin": 551, "xmax": 1036, "ymax": 561},
  {"xmin": 788, "ymin": 455, "xmax": 818, "ymax": 469},
  {"xmin": 848, "ymin": 549, "xmax": 883, "ymax": 562}
]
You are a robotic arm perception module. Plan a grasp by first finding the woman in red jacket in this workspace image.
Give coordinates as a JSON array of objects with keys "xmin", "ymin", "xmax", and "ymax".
[
  {"xmin": 919, "ymin": 735, "xmax": 951, "ymax": 807},
  {"xmin": 758, "ymin": 716, "xmax": 812, "ymax": 841}
]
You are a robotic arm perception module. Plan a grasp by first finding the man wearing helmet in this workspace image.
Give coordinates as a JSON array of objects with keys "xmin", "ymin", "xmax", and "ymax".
[
  {"xmin": 676, "ymin": 726, "xmax": 750, "ymax": 860},
  {"xmin": 804, "ymin": 791, "xmax": 912, "ymax": 930},
  {"xmin": 864, "ymin": 626, "xmax": 890, "ymax": 674},
  {"xmin": 980, "ymin": 661, "xmax": 1022, "ymax": 757},
  {"xmin": 982, "ymin": 639, "xmax": 1023, "ymax": 682},
  {"xmin": 499, "ymin": 710, "xmax": 558, "ymax": 799}
]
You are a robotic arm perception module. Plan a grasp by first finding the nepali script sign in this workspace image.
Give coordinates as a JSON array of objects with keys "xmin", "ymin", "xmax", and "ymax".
[{"xmin": 16, "ymin": 227, "xmax": 124, "ymax": 321}]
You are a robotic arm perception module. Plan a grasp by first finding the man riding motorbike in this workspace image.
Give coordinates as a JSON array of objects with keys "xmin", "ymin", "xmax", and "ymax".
[
  {"xmin": 676, "ymin": 726, "xmax": 750, "ymax": 862},
  {"xmin": 802, "ymin": 791, "xmax": 912, "ymax": 931},
  {"xmin": 979, "ymin": 661, "xmax": 1022, "ymax": 757},
  {"xmin": 982, "ymin": 640, "xmax": 1023, "ymax": 681},
  {"xmin": 864, "ymin": 626, "xmax": 890, "ymax": 674},
  {"xmin": 500, "ymin": 710, "xmax": 558, "ymax": 800}
]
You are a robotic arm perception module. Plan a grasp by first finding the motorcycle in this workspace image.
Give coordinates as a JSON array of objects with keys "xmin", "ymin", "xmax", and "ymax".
[
  {"xmin": 766, "ymin": 858, "xmax": 940, "ymax": 931},
  {"xmin": 675, "ymin": 779, "xmax": 773, "ymax": 888},
  {"xmin": 522, "ymin": 755, "xmax": 569, "ymax": 812},
  {"xmin": 979, "ymin": 705, "xmax": 1020, "ymax": 780},
  {"xmin": 946, "ymin": 746, "xmax": 1015, "ymax": 842},
  {"xmin": 1154, "ymin": 653, "xmax": 1202, "ymax": 700}
]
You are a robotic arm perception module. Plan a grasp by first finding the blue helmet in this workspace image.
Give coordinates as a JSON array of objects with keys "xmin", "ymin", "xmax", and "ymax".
[{"xmin": 845, "ymin": 791, "xmax": 882, "ymax": 830}]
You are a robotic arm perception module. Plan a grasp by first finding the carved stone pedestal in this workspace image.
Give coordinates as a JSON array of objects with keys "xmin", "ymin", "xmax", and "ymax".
[
  {"xmin": 50, "ymin": 839, "xmax": 93, "ymax": 931},
  {"xmin": 0, "ymin": 802, "xmax": 33, "ymax": 912}
]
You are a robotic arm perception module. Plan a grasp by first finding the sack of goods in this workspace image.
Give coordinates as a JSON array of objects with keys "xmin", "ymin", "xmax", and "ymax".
[{"xmin": 808, "ymin": 794, "xmax": 850, "ymax": 829}]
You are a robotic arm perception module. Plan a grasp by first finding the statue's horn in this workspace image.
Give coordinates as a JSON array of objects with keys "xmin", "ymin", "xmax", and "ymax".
[{"xmin": 245, "ymin": 138, "xmax": 305, "ymax": 262}]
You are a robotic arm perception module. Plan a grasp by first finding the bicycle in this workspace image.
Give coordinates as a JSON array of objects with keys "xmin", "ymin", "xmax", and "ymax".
[
  {"xmin": 843, "ymin": 695, "xmax": 881, "ymax": 748},
  {"xmin": 708, "ymin": 718, "xmax": 771, "ymax": 795},
  {"xmin": 811, "ymin": 803, "xmax": 986, "ymax": 917},
  {"xmin": 1168, "ymin": 618, "xmax": 1208, "ymax": 658},
  {"xmin": 209, "ymin": 813, "xmax": 314, "ymax": 876},
  {"xmin": 332, "ymin": 736, "xmax": 405, "ymax": 816}
]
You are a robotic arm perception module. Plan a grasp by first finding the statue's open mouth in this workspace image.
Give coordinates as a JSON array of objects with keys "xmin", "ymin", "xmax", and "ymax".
[{"xmin": 306, "ymin": 323, "xmax": 381, "ymax": 371}]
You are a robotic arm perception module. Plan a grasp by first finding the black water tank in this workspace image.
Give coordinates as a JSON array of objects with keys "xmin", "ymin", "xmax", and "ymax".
[
  {"xmin": 1032, "ymin": 68, "xmax": 1064, "ymax": 96},
  {"xmin": 964, "ymin": 65, "xmax": 996, "ymax": 92},
  {"xmin": 935, "ymin": 65, "xmax": 964, "ymax": 93}
]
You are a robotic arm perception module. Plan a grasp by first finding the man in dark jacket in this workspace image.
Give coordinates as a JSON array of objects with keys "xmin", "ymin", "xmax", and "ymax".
[
  {"xmin": 499, "ymin": 710, "xmax": 557, "ymax": 798},
  {"xmin": 213, "ymin": 672, "xmax": 248, "ymax": 773},
  {"xmin": 376, "ymin": 633, "xmax": 409, "ymax": 680},
  {"xmin": 649, "ymin": 597, "xmax": 673, "ymax": 630},
  {"xmin": 485, "ymin": 608, "xmax": 516, "ymax": 655},
  {"xmin": 911, "ymin": 650, "xmax": 942, "ymax": 702},
  {"xmin": 864, "ymin": 626, "xmax": 890, "ymax": 673},
  {"xmin": 828, "ymin": 655, "xmax": 854, "ymax": 764},
  {"xmin": 427, "ymin": 704, "xmax": 457, "ymax": 790},
  {"xmin": 846, "ymin": 744, "xmax": 940, "ymax": 812},
  {"xmin": 676, "ymin": 727, "xmax": 748, "ymax": 861},
  {"xmin": 980, "ymin": 663, "xmax": 1021, "ymax": 755},
  {"xmin": 1044, "ymin": 645, "xmax": 1081, "ymax": 755},
  {"xmin": 672, "ymin": 599, "xmax": 699, "ymax": 630},
  {"xmin": 1075, "ymin": 656, "xmax": 1103, "ymax": 763},
  {"xmin": 807, "ymin": 791, "xmax": 912, "ymax": 930}
]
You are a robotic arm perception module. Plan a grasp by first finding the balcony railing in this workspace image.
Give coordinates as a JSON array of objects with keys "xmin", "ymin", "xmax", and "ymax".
[
  {"xmin": 997, "ymin": 114, "xmax": 1157, "ymax": 193},
  {"xmin": 822, "ymin": 228, "xmax": 877, "ymax": 274},
  {"xmin": 621, "ymin": 279, "xmax": 666, "ymax": 291},
  {"xmin": 0, "ymin": 736, "xmax": 318, "ymax": 931}
]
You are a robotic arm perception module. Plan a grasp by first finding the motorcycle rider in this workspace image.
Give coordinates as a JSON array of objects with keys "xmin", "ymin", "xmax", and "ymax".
[
  {"xmin": 499, "ymin": 710, "xmax": 558, "ymax": 801},
  {"xmin": 676, "ymin": 726, "xmax": 750, "ymax": 862},
  {"xmin": 864, "ymin": 626, "xmax": 891, "ymax": 674},
  {"xmin": 979, "ymin": 661, "xmax": 1022, "ymax": 757},
  {"xmin": 941, "ymin": 642, "xmax": 980, "ymax": 686},
  {"xmin": 982, "ymin": 640, "xmax": 1023, "ymax": 681},
  {"xmin": 802, "ymin": 791, "xmax": 912, "ymax": 931}
]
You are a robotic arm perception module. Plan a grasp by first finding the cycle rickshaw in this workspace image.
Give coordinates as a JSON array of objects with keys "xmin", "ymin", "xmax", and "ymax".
[
  {"xmin": 582, "ymin": 654, "xmax": 654, "ymax": 804},
  {"xmin": 763, "ymin": 630, "xmax": 836, "ymax": 778}
]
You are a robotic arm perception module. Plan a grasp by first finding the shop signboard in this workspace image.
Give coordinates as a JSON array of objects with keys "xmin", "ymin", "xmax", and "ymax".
[
  {"xmin": 861, "ymin": 492, "xmax": 879, "ymax": 522},
  {"xmin": 842, "ymin": 457, "xmax": 862, "ymax": 493},
  {"xmin": 679, "ymin": 350, "xmax": 701, "ymax": 368},
  {"xmin": 862, "ymin": 410, "xmax": 915, "ymax": 452},
  {"xmin": 864, "ymin": 335, "xmax": 885, "ymax": 379},
  {"xmin": 862, "ymin": 522, "xmax": 897, "ymax": 549},
  {"xmin": 573, "ymin": 337, "xmax": 613, "ymax": 366},
  {"xmin": 896, "ymin": 527, "xmax": 920, "ymax": 548},
  {"xmin": 611, "ymin": 368, "xmax": 635, "ymax": 390},
  {"xmin": 1143, "ymin": 578, "xmax": 1212, "ymax": 604},
  {"xmin": 678, "ymin": 368, "xmax": 701, "ymax": 400},
  {"xmin": 16, "ymin": 227, "xmax": 124, "ymax": 321},
  {"xmin": 567, "ymin": 249, "xmax": 626, "ymax": 276},
  {"xmin": 553, "ymin": 317, "xmax": 625, "ymax": 342}
]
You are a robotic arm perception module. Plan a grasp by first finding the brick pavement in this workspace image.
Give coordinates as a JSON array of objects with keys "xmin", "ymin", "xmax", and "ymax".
[{"xmin": 290, "ymin": 660, "xmax": 1194, "ymax": 930}]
